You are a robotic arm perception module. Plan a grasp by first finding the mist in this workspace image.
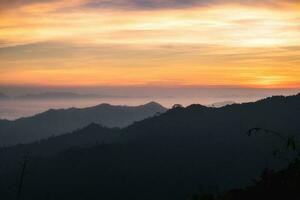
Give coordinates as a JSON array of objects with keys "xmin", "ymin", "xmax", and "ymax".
[{"xmin": 0, "ymin": 86, "xmax": 299, "ymax": 120}]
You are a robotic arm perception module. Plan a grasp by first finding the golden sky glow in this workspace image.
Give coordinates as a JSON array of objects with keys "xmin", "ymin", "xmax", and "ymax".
[{"xmin": 0, "ymin": 0, "xmax": 300, "ymax": 88}]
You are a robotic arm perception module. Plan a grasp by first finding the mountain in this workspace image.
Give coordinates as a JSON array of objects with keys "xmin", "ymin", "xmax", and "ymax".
[
  {"xmin": 191, "ymin": 159, "xmax": 300, "ymax": 200},
  {"xmin": 0, "ymin": 94, "xmax": 299, "ymax": 200},
  {"xmin": 0, "ymin": 123, "xmax": 120, "ymax": 165},
  {"xmin": 0, "ymin": 102, "xmax": 167, "ymax": 146}
]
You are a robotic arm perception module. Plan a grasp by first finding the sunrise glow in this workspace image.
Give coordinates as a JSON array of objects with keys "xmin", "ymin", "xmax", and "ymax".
[{"xmin": 0, "ymin": 0, "xmax": 300, "ymax": 88}]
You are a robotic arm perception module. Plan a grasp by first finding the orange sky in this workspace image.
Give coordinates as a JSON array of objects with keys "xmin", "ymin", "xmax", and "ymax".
[{"xmin": 0, "ymin": 0, "xmax": 300, "ymax": 88}]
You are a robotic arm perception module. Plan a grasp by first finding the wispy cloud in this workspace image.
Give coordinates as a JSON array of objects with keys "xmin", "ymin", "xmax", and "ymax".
[
  {"xmin": 0, "ymin": 0, "xmax": 299, "ymax": 11},
  {"xmin": 0, "ymin": 0, "xmax": 299, "ymax": 88},
  {"xmin": 1, "ymin": 2, "xmax": 299, "ymax": 48}
]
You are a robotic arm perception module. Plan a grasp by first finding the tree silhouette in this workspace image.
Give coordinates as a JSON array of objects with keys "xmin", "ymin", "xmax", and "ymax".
[
  {"xmin": 247, "ymin": 127, "xmax": 297, "ymax": 152},
  {"xmin": 16, "ymin": 153, "xmax": 29, "ymax": 200}
]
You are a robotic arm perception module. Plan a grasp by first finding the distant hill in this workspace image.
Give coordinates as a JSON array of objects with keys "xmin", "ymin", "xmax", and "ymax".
[
  {"xmin": 17, "ymin": 91, "xmax": 104, "ymax": 99},
  {"xmin": 208, "ymin": 100, "xmax": 236, "ymax": 108},
  {"xmin": 0, "ymin": 92, "xmax": 8, "ymax": 99},
  {"xmin": 0, "ymin": 102, "xmax": 167, "ymax": 146},
  {"xmin": 0, "ymin": 93, "xmax": 299, "ymax": 200}
]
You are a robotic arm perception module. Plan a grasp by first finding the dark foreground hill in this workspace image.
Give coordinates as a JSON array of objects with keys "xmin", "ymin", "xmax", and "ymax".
[
  {"xmin": 0, "ymin": 102, "xmax": 166, "ymax": 146},
  {"xmin": 0, "ymin": 93, "xmax": 299, "ymax": 200},
  {"xmin": 189, "ymin": 158, "xmax": 300, "ymax": 200},
  {"xmin": 0, "ymin": 123, "xmax": 120, "ymax": 164}
]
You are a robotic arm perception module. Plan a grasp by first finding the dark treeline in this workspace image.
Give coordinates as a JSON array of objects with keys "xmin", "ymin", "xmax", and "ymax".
[{"xmin": 188, "ymin": 128, "xmax": 300, "ymax": 200}]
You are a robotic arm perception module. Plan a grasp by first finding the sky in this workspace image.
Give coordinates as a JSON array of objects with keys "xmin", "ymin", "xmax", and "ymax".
[{"xmin": 0, "ymin": 0, "xmax": 300, "ymax": 88}]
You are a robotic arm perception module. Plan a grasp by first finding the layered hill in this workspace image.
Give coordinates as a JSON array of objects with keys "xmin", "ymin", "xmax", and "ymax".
[
  {"xmin": 0, "ymin": 93, "xmax": 299, "ymax": 200},
  {"xmin": 0, "ymin": 102, "xmax": 167, "ymax": 146}
]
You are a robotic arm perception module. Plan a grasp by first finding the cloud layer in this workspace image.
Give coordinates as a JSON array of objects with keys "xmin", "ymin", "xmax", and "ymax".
[
  {"xmin": 0, "ymin": 0, "xmax": 299, "ymax": 88},
  {"xmin": 0, "ymin": 0, "xmax": 299, "ymax": 11}
]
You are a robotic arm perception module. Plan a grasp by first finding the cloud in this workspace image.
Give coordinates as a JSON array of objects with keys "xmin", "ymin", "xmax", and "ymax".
[
  {"xmin": 0, "ymin": 0, "xmax": 56, "ymax": 10},
  {"xmin": 83, "ymin": 0, "xmax": 209, "ymax": 10},
  {"xmin": 0, "ymin": 0, "xmax": 299, "ymax": 12},
  {"xmin": 1, "ymin": 0, "xmax": 299, "ymax": 48},
  {"xmin": 0, "ymin": 0, "xmax": 299, "ymax": 88},
  {"xmin": 70, "ymin": 0, "xmax": 300, "ymax": 11}
]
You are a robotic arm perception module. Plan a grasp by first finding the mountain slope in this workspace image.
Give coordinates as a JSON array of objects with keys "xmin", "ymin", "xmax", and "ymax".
[
  {"xmin": 191, "ymin": 159, "xmax": 300, "ymax": 200},
  {"xmin": 0, "ymin": 123, "xmax": 120, "ymax": 167},
  {"xmin": 0, "ymin": 94, "xmax": 299, "ymax": 200},
  {"xmin": 0, "ymin": 102, "xmax": 167, "ymax": 146}
]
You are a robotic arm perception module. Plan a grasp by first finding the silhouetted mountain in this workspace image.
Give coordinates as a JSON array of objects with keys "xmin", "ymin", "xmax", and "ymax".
[
  {"xmin": 189, "ymin": 158, "xmax": 300, "ymax": 200},
  {"xmin": 0, "ymin": 94, "xmax": 299, "ymax": 200},
  {"xmin": 0, "ymin": 102, "xmax": 167, "ymax": 146},
  {"xmin": 0, "ymin": 123, "xmax": 120, "ymax": 166},
  {"xmin": 228, "ymin": 159, "xmax": 300, "ymax": 200}
]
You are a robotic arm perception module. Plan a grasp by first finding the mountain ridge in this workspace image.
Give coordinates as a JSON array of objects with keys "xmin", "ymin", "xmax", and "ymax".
[
  {"xmin": 0, "ymin": 102, "xmax": 167, "ymax": 146},
  {"xmin": 0, "ymin": 93, "xmax": 299, "ymax": 200}
]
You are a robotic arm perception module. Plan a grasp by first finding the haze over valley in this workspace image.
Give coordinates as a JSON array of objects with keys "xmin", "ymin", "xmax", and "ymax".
[{"xmin": 0, "ymin": 87, "xmax": 298, "ymax": 120}]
